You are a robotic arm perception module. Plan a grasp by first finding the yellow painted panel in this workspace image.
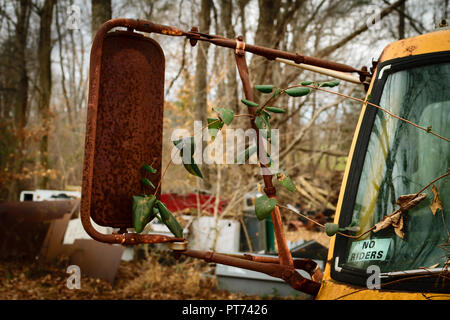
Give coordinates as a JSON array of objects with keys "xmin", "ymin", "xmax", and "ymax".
[
  {"xmin": 318, "ymin": 29, "xmax": 450, "ymax": 299},
  {"xmin": 316, "ymin": 280, "xmax": 450, "ymax": 300},
  {"xmin": 379, "ymin": 29, "xmax": 450, "ymax": 62}
]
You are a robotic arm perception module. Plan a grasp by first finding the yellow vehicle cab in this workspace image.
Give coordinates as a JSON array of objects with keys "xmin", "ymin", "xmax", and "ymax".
[{"xmin": 316, "ymin": 27, "xmax": 450, "ymax": 300}]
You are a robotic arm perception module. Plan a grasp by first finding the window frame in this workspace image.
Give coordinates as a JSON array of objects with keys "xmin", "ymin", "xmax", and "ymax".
[{"xmin": 330, "ymin": 50, "xmax": 450, "ymax": 293}]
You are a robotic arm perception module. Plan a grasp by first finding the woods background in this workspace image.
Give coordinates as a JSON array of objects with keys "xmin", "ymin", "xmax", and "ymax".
[{"xmin": 0, "ymin": 0, "xmax": 448, "ymax": 222}]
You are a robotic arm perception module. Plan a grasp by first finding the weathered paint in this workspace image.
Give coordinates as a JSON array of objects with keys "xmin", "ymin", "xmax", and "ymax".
[
  {"xmin": 380, "ymin": 28, "xmax": 450, "ymax": 60},
  {"xmin": 316, "ymin": 28, "xmax": 450, "ymax": 300}
]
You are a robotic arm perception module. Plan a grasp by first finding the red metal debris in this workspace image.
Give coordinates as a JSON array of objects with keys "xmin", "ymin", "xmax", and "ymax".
[{"xmin": 160, "ymin": 193, "xmax": 227, "ymax": 215}]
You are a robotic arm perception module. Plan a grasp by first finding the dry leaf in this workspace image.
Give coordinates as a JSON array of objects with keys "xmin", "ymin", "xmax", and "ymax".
[
  {"xmin": 374, "ymin": 211, "xmax": 404, "ymax": 239},
  {"xmin": 373, "ymin": 193, "xmax": 427, "ymax": 239},
  {"xmin": 396, "ymin": 193, "xmax": 427, "ymax": 212},
  {"xmin": 393, "ymin": 213, "xmax": 404, "ymax": 239},
  {"xmin": 429, "ymin": 184, "xmax": 443, "ymax": 216}
]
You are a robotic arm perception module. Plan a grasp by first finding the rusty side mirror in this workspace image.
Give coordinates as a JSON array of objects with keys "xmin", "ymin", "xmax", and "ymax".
[
  {"xmin": 82, "ymin": 30, "xmax": 165, "ymax": 230},
  {"xmin": 79, "ymin": 19, "xmax": 322, "ymax": 295}
]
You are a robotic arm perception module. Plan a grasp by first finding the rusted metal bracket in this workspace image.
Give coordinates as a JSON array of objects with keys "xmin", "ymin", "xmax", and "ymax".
[
  {"xmin": 174, "ymin": 249, "xmax": 321, "ymax": 296},
  {"xmin": 232, "ymin": 36, "xmax": 321, "ymax": 294},
  {"xmin": 234, "ymin": 38, "xmax": 293, "ymax": 269},
  {"xmin": 86, "ymin": 19, "xmax": 369, "ymax": 77},
  {"xmin": 219, "ymin": 252, "xmax": 323, "ymax": 283}
]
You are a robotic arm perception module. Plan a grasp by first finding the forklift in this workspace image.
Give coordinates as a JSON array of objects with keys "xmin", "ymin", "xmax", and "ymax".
[{"xmin": 81, "ymin": 17, "xmax": 449, "ymax": 300}]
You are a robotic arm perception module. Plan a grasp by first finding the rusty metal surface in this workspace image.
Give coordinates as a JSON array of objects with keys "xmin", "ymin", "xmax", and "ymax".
[
  {"xmin": 179, "ymin": 249, "xmax": 321, "ymax": 296},
  {"xmin": 198, "ymin": 34, "xmax": 365, "ymax": 75},
  {"xmin": 235, "ymin": 46, "xmax": 294, "ymax": 269},
  {"xmin": 88, "ymin": 31, "xmax": 164, "ymax": 228},
  {"xmin": 81, "ymin": 21, "xmax": 183, "ymax": 244},
  {"xmin": 0, "ymin": 200, "xmax": 79, "ymax": 260},
  {"xmin": 221, "ymin": 252, "xmax": 323, "ymax": 283},
  {"xmin": 0, "ymin": 200, "xmax": 79, "ymax": 222}
]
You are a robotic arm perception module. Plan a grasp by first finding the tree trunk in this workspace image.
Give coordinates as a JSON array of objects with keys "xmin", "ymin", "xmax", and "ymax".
[
  {"xmin": 220, "ymin": 0, "xmax": 239, "ymax": 113},
  {"xmin": 249, "ymin": 0, "xmax": 304, "ymax": 101},
  {"xmin": 37, "ymin": 0, "xmax": 55, "ymax": 189},
  {"xmin": 7, "ymin": 0, "xmax": 31, "ymax": 200},
  {"xmin": 249, "ymin": 0, "xmax": 280, "ymax": 101},
  {"xmin": 15, "ymin": 0, "xmax": 31, "ymax": 132},
  {"xmin": 194, "ymin": 0, "xmax": 212, "ymax": 191},
  {"xmin": 398, "ymin": 1, "xmax": 405, "ymax": 39},
  {"xmin": 238, "ymin": 0, "xmax": 250, "ymax": 39},
  {"xmin": 91, "ymin": 0, "xmax": 112, "ymax": 37}
]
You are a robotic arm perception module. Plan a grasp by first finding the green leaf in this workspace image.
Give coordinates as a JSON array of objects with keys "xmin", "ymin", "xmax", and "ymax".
[
  {"xmin": 301, "ymin": 81, "xmax": 314, "ymax": 86},
  {"xmin": 132, "ymin": 195, "xmax": 156, "ymax": 233},
  {"xmin": 320, "ymin": 81, "xmax": 340, "ymax": 88},
  {"xmin": 207, "ymin": 118, "xmax": 224, "ymax": 130},
  {"xmin": 272, "ymin": 88, "xmax": 282, "ymax": 99},
  {"xmin": 142, "ymin": 164, "xmax": 157, "ymax": 173},
  {"xmin": 331, "ymin": 81, "xmax": 340, "ymax": 87},
  {"xmin": 325, "ymin": 223, "xmax": 340, "ymax": 237},
  {"xmin": 254, "ymin": 115, "xmax": 266, "ymax": 130},
  {"xmin": 255, "ymin": 112, "xmax": 271, "ymax": 130},
  {"xmin": 329, "ymin": 80, "xmax": 340, "ymax": 87},
  {"xmin": 342, "ymin": 225, "xmax": 360, "ymax": 233},
  {"xmin": 156, "ymin": 201, "xmax": 184, "ymax": 238},
  {"xmin": 265, "ymin": 106, "xmax": 286, "ymax": 114},
  {"xmin": 336, "ymin": 221, "xmax": 360, "ymax": 233},
  {"xmin": 173, "ymin": 137, "xmax": 203, "ymax": 179},
  {"xmin": 235, "ymin": 145, "xmax": 257, "ymax": 163},
  {"xmin": 207, "ymin": 118, "xmax": 224, "ymax": 138},
  {"xmin": 141, "ymin": 177, "xmax": 156, "ymax": 189},
  {"xmin": 174, "ymin": 139, "xmax": 203, "ymax": 179},
  {"xmin": 255, "ymin": 85, "xmax": 274, "ymax": 93},
  {"xmin": 262, "ymin": 110, "xmax": 272, "ymax": 119},
  {"xmin": 183, "ymin": 160, "xmax": 203, "ymax": 179},
  {"xmin": 241, "ymin": 99, "xmax": 259, "ymax": 108},
  {"xmin": 285, "ymin": 87, "xmax": 311, "ymax": 97},
  {"xmin": 213, "ymin": 107, "xmax": 234, "ymax": 125},
  {"xmin": 277, "ymin": 170, "xmax": 296, "ymax": 192},
  {"xmin": 255, "ymin": 195, "xmax": 277, "ymax": 221},
  {"xmin": 173, "ymin": 136, "xmax": 195, "ymax": 156},
  {"xmin": 262, "ymin": 112, "xmax": 272, "ymax": 138}
]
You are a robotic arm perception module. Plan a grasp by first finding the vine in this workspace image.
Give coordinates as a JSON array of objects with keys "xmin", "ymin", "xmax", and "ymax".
[{"xmin": 130, "ymin": 78, "xmax": 449, "ymax": 247}]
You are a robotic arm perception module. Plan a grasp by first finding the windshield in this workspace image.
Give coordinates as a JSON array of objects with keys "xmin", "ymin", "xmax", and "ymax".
[{"xmin": 342, "ymin": 62, "xmax": 450, "ymax": 273}]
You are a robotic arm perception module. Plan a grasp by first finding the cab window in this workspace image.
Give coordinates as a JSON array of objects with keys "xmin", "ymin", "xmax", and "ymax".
[{"xmin": 343, "ymin": 62, "xmax": 450, "ymax": 273}]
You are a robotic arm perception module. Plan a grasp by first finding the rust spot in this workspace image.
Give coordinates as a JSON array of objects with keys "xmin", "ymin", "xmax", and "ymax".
[
  {"xmin": 405, "ymin": 45, "xmax": 417, "ymax": 55},
  {"xmin": 161, "ymin": 28, "xmax": 183, "ymax": 36},
  {"xmin": 84, "ymin": 31, "xmax": 165, "ymax": 229}
]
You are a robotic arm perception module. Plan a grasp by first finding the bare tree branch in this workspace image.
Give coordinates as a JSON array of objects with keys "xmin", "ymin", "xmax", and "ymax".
[
  {"xmin": 317, "ymin": 0, "xmax": 408, "ymax": 58},
  {"xmin": 382, "ymin": 0, "xmax": 427, "ymax": 34},
  {"xmin": 280, "ymin": 98, "xmax": 344, "ymax": 161}
]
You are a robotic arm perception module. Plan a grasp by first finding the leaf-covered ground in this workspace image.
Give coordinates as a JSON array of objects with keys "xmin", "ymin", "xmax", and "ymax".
[{"xmin": 0, "ymin": 250, "xmax": 296, "ymax": 300}]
